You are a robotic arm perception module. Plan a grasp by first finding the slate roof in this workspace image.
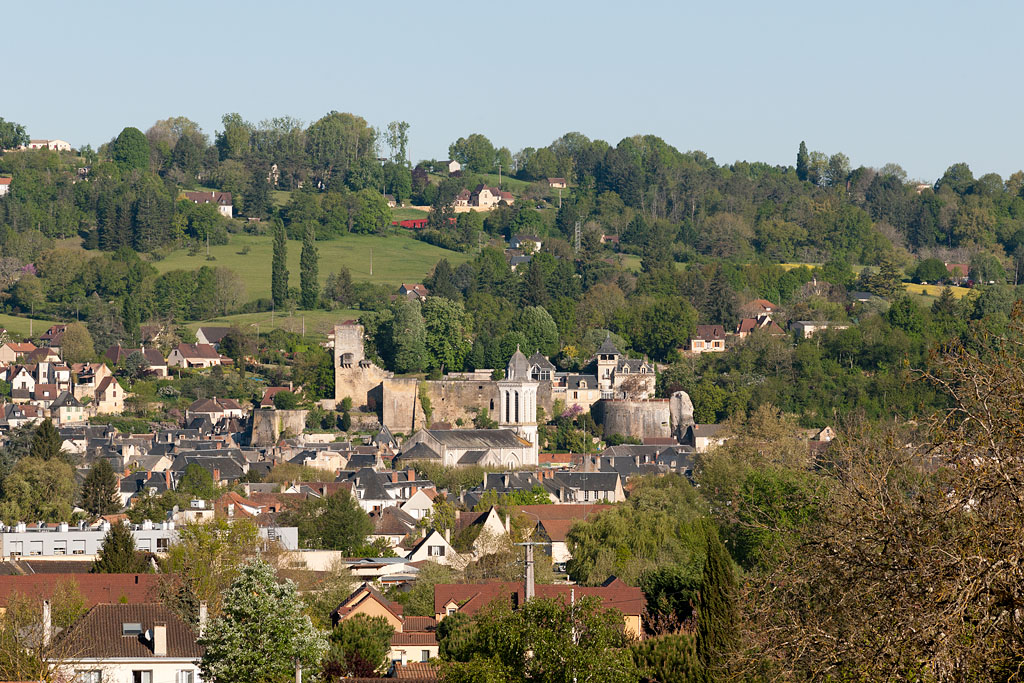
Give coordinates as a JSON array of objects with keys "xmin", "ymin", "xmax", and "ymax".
[
  {"xmin": 547, "ymin": 472, "xmax": 620, "ymax": 492},
  {"xmin": 506, "ymin": 347, "xmax": 530, "ymax": 381},
  {"xmin": 528, "ymin": 352, "xmax": 555, "ymax": 372},
  {"xmin": 694, "ymin": 324, "xmax": 726, "ymax": 340},
  {"xmin": 400, "ymin": 442, "xmax": 441, "ymax": 461},
  {"xmin": 596, "ymin": 336, "xmax": 621, "ymax": 356},
  {"xmin": 424, "ymin": 429, "xmax": 531, "ymax": 449},
  {"xmin": 173, "ymin": 343, "xmax": 221, "ymax": 360},
  {"xmin": 196, "ymin": 326, "xmax": 232, "ymax": 344},
  {"xmin": 51, "ymin": 391, "xmax": 83, "ymax": 409},
  {"xmin": 457, "ymin": 450, "xmax": 489, "ymax": 465},
  {"xmin": 373, "ymin": 506, "xmax": 419, "ymax": 536},
  {"xmin": 59, "ymin": 603, "xmax": 202, "ymax": 658}
]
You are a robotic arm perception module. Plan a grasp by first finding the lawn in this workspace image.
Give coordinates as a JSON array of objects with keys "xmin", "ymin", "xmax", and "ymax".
[
  {"xmin": 150, "ymin": 231, "xmax": 472, "ymax": 301},
  {"xmin": 185, "ymin": 309, "xmax": 362, "ymax": 339},
  {"xmin": 392, "ymin": 207, "xmax": 429, "ymax": 221},
  {"xmin": 0, "ymin": 313, "xmax": 61, "ymax": 340},
  {"xmin": 903, "ymin": 283, "xmax": 970, "ymax": 299},
  {"xmin": 271, "ymin": 190, "xmax": 292, "ymax": 208}
]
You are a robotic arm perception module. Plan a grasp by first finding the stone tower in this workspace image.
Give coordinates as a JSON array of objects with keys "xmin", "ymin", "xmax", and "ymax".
[{"xmin": 497, "ymin": 347, "xmax": 539, "ymax": 466}]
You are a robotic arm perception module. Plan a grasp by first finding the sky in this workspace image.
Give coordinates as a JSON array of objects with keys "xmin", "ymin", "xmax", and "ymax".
[{"xmin": 4, "ymin": 0, "xmax": 1022, "ymax": 182}]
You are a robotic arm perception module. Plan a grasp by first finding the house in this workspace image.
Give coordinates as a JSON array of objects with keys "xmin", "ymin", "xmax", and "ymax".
[
  {"xmin": 543, "ymin": 471, "xmax": 625, "ymax": 503},
  {"xmin": 736, "ymin": 314, "xmax": 785, "ymax": 339},
  {"xmin": 72, "ymin": 363, "xmax": 114, "ymax": 400},
  {"xmin": 600, "ymin": 233, "xmax": 620, "ymax": 246},
  {"xmin": 0, "ymin": 342, "xmax": 36, "ymax": 365},
  {"xmin": 687, "ymin": 325, "xmax": 726, "ymax": 354},
  {"xmin": 452, "ymin": 506, "xmax": 509, "ymax": 559},
  {"xmin": 470, "ymin": 184, "xmax": 514, "ymax": 209},
  {"xmin": 790, "ymin": 321, "xmax": 850, "ymax": 339},
  {"xmin": 371, "ymin": 506, "xmax": 420, "ymax": 547},
  {"xmin": 945, "ymin": 262, "xmax": 969, "ymax": 285},
  {"xmin": 400, "ymin": 487, "xmax": 439, "ymax": 521},
  {"xmin": 453, "ymin": 188, "xmax": 472, "ymax": 208},
  {"xmin": 509, "ymin": 234, "xmax": 542, "ymax": 253},
  {"xmin": 94, "ymin": 377, "xmax": 124, "ymax": 414},
  {"xmin": 105, "ymin": 345, "xmax": 168, "ymax": 376},
  {"xmin": 332, "ymin": 583, "xmax": 439, "ymax": 666},
  {"xmin": 434, "ymin": 578, "xmax": 645, "ymax": 638},
  {"xmin": 195, "ymin": 326, "xmax": 233, "ymax": 348},
  {"xmin": 39, "ymin": 324, "xmax": 68, "ymax": 350},
  {"xmin": 185, "ymin": 397, "xmax": 244, "ymax": 424},
  {"xmin": 53, "ymin": 603, "xmax": 203, "ymax": 683},
  {"xmin": 405, "ymin": 528, "xmax": 465, "ymax": 568},
  {"xmin": 547, "ymin": 178, "xmax": 567, "ymax": 189},
  {"xmin": 686, "ymin": 424, "xmax": 728, "ymax": 453},
  {"xmin": 167, "ymin": 343, "xmax": 224, "ymax": 368},
  {"xmin": 444, "ymin": 160, "xmax": 461, "ymax": 175},
  {"xmin": 25, "ymin": 139, "xmax": 72, "ymax": 151},
  {"xmin": 740, "ymin": 299, "xmax": 777, "ymax": 316},
  {"xmin": 0, "ymin": 177, "xmax": 11, "ymax": 197},
  {"xmin": 397, "ymin": 284, "xmax": 430, "ymax": 302},
  {"xmin": 183, "ymin": 190, "xmax": 233, "ymax": 218},
  {"xmin": 9, "ymin": 365, "xmax": 35, "ymax": 401},
  {"xmin": 384, "ymin": 194, "xmax": 397, "ymax": 208},
  {"xmin": 0, "ymin": 573, "xmax": 161, "ymax": 609},
  {"xmin": 0, "ymin": 403, "xmax": 43, "ymax": 429},
  {"xmin": 517, "ymin": 504, "xmax": 614, "ymax": 566},
  {"xmin": 51, "ymin": 391, "xmax": 86, "ymax": 425},
  {"xmin": 592, "ymin": 337, "xmax": 656, "ymax": 399}
]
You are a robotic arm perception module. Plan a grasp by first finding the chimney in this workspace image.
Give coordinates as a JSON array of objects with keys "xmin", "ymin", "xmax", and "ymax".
[
  {"xmin": 42, "ymin": 600, "xmax": 52, "ymax": 647},
  {"xmin": 411, "ymin": 485, "xmax": 418, "ymax": 496},
  {"xmin": 504, "ymin": 513, "xmax": 510, "ymax": 535},
  {"xmin": 407, "ymin": 468, "xmax": 415, "ymax": 481},
  {"xmin": 443, "ymin": 527, "xmax": 451, "ymax": 543},
  {"xmin": 198, "ymin": 602, "xmax": 208, "ymax": 636},
  {"xmin": 165, "ymin": 470, "xmax": 172, "ymax": 488},
  {"xmin": 212, "ymin": 468, "xmax": 220, "ymax": 482},
  {"xmin": 152, "ymin": 622, "xmax": 167, "ymax": 656},
  {"xmin": 391, "ymin": 471, "xmax": 399, "ymax": 483}
]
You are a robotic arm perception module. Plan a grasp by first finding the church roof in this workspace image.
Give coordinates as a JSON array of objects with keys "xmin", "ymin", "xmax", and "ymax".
[
  {"xmin": 506, "ymin": 347, "xmax": 530, "ymax": 380},
  {"xmin": 596, "ymin": 336, "xmax": 621, "ymax": 356}
]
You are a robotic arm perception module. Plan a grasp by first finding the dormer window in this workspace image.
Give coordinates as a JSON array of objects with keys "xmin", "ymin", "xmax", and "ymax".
[
  {"xmin": 579, "ymin": 381, "xmax": 587, "ymax": 388},
  {"xmin": 122, "ymin": 623, "xmax": 143, "ymax": 636},
  {"xmin": 621, "ymin": 367, "xmax": 628, "ymax": 374}
]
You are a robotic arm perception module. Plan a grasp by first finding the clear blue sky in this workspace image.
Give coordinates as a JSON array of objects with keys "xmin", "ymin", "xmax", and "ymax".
[{"xmin": 5, "ymin": 0, "xmax": 1021, "ymax": 182}]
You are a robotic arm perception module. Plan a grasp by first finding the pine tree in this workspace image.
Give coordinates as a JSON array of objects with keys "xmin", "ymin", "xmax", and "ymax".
[
  {"xmin": 696, "ymin": 522, "xmax": 738, "ymax": 680},
  {"xmin": 80, "ymin": 460, "xmax": 121, "ymax": 516},
  {"xmin": 300, "ymin": 222, "xmax": 319, "ymax": 309},
  {"xmin": 30, "ymin": 419, "xmax": 63, "ymax": 461},
  {"xmin": 271, "ymin": 219, "xmax": 289, "ymax": 308},
  {"xmin": 92, "ymin": 523, "xmax": 151, "ymax": 573},
  {"xmin": 796, "ymin": 141, "xmax": 810, "ymax": 182}
]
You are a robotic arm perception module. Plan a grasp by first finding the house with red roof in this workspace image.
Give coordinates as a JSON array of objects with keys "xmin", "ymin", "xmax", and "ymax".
[
  {"xmin": 736, "ymin": 314, "xmax": 785, "ymax": 339},
  {"xmin": 167, "ymin": 343, "xmax": 225, "ymax": 369},
  {"xmin": 0, "ymin": 176, "xmax": 11, "ymax": 197},
  {"xmin": 332, "ymin": 583, "xmax": 440, "ymax": 667}
]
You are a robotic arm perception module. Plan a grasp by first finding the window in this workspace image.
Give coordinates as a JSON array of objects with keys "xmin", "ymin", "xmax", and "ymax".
[
  {"xmin": 132, "ymin": 671, "xmax": 152, "ymax": 683},
  {"xmin": 136, "ymin": 538, "xmax": 151, "ymax": 552},
  {"xmin": 447, "ymin": 607, "xmax": 456, "ymax": 616},
  {"xmin": 421, "ymin": 649, "xmax": 431, "ymax": 662},
  {"xmin": 77, "ymin": 671, "xmax": 102, "ymax": 683},
  {"xmin": 54, "ymin": 541, "xmax": 67, "ymax": 555},
  {"xmin": 29, "ymin": 540, "xmax": 42, "ymax": 556},
  {"xmin": 428, "ymin": 545, "xmax": 445, "ymax": 557},
  {"xmin": 122, "ymin": 622, "xmax": 144, "ymax": 636},
  {"xmin": 157, "ymin": 537, "xmax": 169, "ymax": 552},
  {"xmin": 8, "ymin": 541, "xmax": 22, "ymax": 557},
  {"xmin": 72, "ymin": 540, "xmax": 86, "ymax": 555},
  {"xmin": 177, "ymin": 671, "xmax": 194, "ymax": 683}
]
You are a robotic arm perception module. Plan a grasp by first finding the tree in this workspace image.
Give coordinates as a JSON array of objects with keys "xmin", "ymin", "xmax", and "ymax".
[
  {"xmin": 283, "ymin": 491, "xmax": 373, "ymax": 553},
  {"xmin": 324, "ymin": 614, "xmax": 395, "ymax": 679},
  {"xmin": 323, "ymin": 268, "xmax": 353, "ymax": 308},
  {"xmin": 631, "ymin": 634, "xmax": 701, "ymax": 683},
  {"xmin": 438, "ymin": 596, "xmax": 640, "ymax": 683},
  {"xmin": 178, "ymin": 463, "xmax": 219, "ymax": 500},
  {"xmin": 160, "ymin": 519, "xmax": 263, "ymax": 616},
  {"xmin": 123, "ymin": 350, "xmax": 151, "ymax": 380},
  {"xmin": 0, "ymin": 457, "xmax": 76, "ymax": 525},
  {"xmin": 385, "ymin": 120, "xmax": 410, "ymax": 164},
  {"xmin": 80, "ymin": 459, "xmax": 120, "ymax": 516},
  {"xmin": 912, "ymin": 257, "xmax": 949, "ymax": 283},
  {"xmin": 273, "ymin": 390, "xmax": 300, "ymax": 410},
  {"xmin": 29, "ymin": 419, "xmax": 64, "ymax": 461},
  {"xmin": 300, "ymin": 222, "xmax": 319, "ymax": 309},
  {"xmin": 696, "ymin": 522, "xmax": 738, "ymax": 679},
  {"xmin": 92, "ymin": 522, "xmax": 152, "ymax": 573},
  {"xmin": 423, "ymin": 297, "xmax": 472, "ymax": 372},
  {"xmin": 969, "ymin": 252, "xmax": 1007, "ymax": 284},
  {"xmin": 271, "ymin": 219, "xmax": 289, "ymax": 308},
  {"xmin": 199, "ymin": 559, "xmax": 327, "ymax": 683},
  {"xmin": 0, "ymin": 580, "xmax": 88, "ymax": 683},
  {"xmin": 58, "ymin": 322, "xmax": 94, "ymax": 363},
  {"xmin": 448, "ymin": 133, "xmax": 497, "ymax": 173},
  {"xmin": 109, "ymin": 126, "xmax": 150, "ymax": 171},
  {"xmin": 795, "ymin": 141, "xmax": 809, "ymax": 182},
  {"xmin": 0, "ymin": 117, "xmax": 29, "ymax": 151}
]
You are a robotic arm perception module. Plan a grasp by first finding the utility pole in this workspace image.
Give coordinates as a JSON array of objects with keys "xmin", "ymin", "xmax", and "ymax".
[
  {"xmin": 574, "ymin": 220, "xmax": 581, "ymax": 254},
  {"xmin": 496, "ymin": 162, "xmax": 502, "ymax": 189},
  {"xmin": 370, "ymin": 248, "xmax": 373, "ymax": 276},
  {"xmin": 515, "ymin": 541, "xmax": 543, "ymax": 602}
]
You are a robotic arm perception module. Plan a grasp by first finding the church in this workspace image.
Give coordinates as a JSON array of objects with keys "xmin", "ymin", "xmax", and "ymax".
[{"xmin": 397, "ymin": 348, "xmax": 540, "ymax": 468}]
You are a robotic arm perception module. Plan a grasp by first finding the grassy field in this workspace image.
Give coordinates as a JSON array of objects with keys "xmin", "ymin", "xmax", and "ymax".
[
  {"xmin": 271, "ymin": 190, "xmax": 292, "ymax": 208},
  {"xmin": 0, "ymin": 313, "xmax": 61, "ymax": 340},
  {"xmin": 391, "ymin": 207, "xmax": 429, "ymax": 221},
  {"xmin": 150, "ymin": 231, "xmax": 472, "ymax": 301},
  {"xmin": 903, "ymin": 283, "xmax": 970, "ymax": 299},
  {"xmin": 185, "ymin": 309, "xmax": 362, "ymax": 338}
]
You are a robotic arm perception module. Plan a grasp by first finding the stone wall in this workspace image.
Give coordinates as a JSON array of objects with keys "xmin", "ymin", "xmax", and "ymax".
[
  {"xmin": 251, "ymin": 409, "xmax": 309, "ymax": 446},
  {"xmin": 593, "ymin": 399, "xmax": 672, "ymax": 440}
]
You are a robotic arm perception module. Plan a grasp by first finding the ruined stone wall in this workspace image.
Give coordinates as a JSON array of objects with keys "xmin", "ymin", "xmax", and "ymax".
[
  {"xmin": 251, "ymin": 409, "xmax": 309, "ymax": 446},
  {"xmin": 593, "ymin": 399, "xmax": 672, "ymax": 440}
]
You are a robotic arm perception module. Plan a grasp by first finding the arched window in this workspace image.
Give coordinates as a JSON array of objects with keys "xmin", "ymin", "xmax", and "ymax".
[{"xmin": 514, "ymin": 391, "xmax": 520, "ymax": 423}]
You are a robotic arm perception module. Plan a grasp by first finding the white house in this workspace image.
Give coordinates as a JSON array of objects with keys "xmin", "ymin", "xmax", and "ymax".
[
  {"xmin": 0, "ymin": 177, "xmax": 11, "ymax": 196},
  {"xmin": 405, "ymin": 529, "xmax": 465, "ymax": 568},
  {"xmin": 53, "ymin": 603, "xmax": 203, "ymax": 683},
  {"xmin": 25, "ymin": 139, "xmax": 72, "ymax": 152},
  {"xmin": 183, "ymin": 190, "xmax": 233, "ymax": 218},
  {"xmin": 167, "ymin": 343, "xmax": 224, "ymax": 369}
]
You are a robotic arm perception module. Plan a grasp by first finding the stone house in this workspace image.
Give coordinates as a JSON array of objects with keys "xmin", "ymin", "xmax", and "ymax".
[
  {"xmin": 686, "ymin": 325, "xmax": 726, "ymax": 354},
  {"xmin": 183, "ymin": 190, "xmax": 233, "ymax": 218}
]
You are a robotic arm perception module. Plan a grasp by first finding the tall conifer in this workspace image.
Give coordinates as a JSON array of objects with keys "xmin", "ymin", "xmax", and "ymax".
[
  {"xmin": 300, "ymin": 222, "xmax": 319, "ymax": 309},
  {"xmin": 697, "ymin": 522, "xmax": 738, "ymax": 679},
  {"xmin": 271, "ymin": 219, "xmax": 288, "ymax": 308}
]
